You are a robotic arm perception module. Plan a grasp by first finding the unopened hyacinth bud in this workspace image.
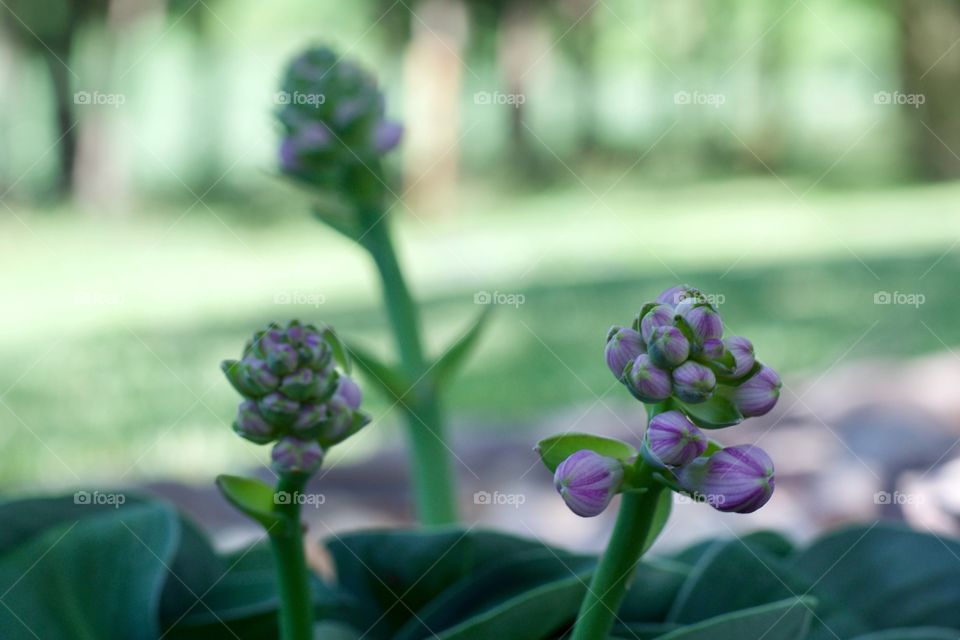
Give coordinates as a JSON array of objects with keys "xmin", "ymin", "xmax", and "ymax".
[
  {"xmin": 605, "ymin": 326, "xmax": 645, "ymax": 379},
  {"xmin": 731, "ymin": 366, "xmax": 781, "ymax": 417},
  {"xmin": 701, "ymin": 338, "xmax": 725, "ymax": 361},
  {"xmin": 724, "ymin": 336, "xmax": 756, "ymax": 379},
  {"xmin": 234, "ymin": 400, "xmax": 277, "ymax": 444},
  {"xmin": 223, "ymin": 320, "xmax": 370, "ymax": 463},
  {"xmin": 672, "ymin": 361, "xmax": 716, "ymax": 403},
  {"xmin": 554, "ymin": 450, "xmax": 625, "ymax": 517},
  {"xmin": 647, "ymin": 325, "xmax": 690, "ymax": 369},
  {"xmin": 276, "ymin": 47, "xmax": 402, "ymax": 190},
  {"xmin": 679, "ymin": 303, "xmax": 723, "ymax": 343},
  {"xmin": 626, "ymin": 354, "xmax": 673, "ymax": 403},
  {"xmin": 656, "ymin": 285, "xmax": 698, "ymax": 307},
  {"xmin": 639, "ymin": 304, "xmax": 674, "ymax": 343},
  {"xmin": 646, "ymin": 411, "xmax": 707, "ymax": 467},
  {"xmin": 678, "ymin": 445, "xmax": 774, "ymax": 513},
  {"xmin": 271, "ymin": 437, "xmax": 324, "ymax": 475}
]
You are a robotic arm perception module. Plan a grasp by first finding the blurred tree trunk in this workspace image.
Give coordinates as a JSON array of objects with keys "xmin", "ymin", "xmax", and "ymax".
[
  {"xmin": 561, "ymin": 0, "xmax": 599, "ymax": 153},
  {"xmin": 900, "ymin": 0, "xmax": 960, "ymax": 180},
  {"xmin": 496, "ymin": 0, "xmax": 544, "ymax": 177},
  {"xmin": 41, "ymin": 37, "xmax": 77, "ymax": 198},
  {"xmin": 402, "ymin": 0, "xmax": 468, "ymax": 216}
]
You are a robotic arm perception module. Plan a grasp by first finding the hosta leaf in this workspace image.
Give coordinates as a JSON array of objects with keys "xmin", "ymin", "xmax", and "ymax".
[
  {"xmin": 791, "ymin": 524, "xmax": 960, "ymax": 639},
  {"xmin": 0, "ymin": 503, "xmax": 178, "ymax": 640},
  {"xmin": 654, "ymin": 597, "xmax": 815, "ymax": 640}
]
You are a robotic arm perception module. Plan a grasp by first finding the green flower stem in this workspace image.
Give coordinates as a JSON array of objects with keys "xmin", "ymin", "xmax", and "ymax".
[
  {"xmin": 269, "ymin": 473, "xmax": 313, "ymax": 640},
  {"xmin": 358, "ymin": 208, "xmax": 458, "ymax": 525},
  {"xmin": 570, "ymin": 463, "xmax": 664, "ymax": 640}
]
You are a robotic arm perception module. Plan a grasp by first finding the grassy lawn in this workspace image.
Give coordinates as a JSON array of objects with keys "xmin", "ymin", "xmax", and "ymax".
[{"xmin": 2, "ymin": 177, "xmax": 958, "ymax": 488}]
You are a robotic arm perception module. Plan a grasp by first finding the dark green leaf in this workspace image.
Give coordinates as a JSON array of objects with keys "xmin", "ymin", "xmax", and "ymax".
[
  {"xmin": 849, "ymin": 629, "xmax": 960, "ymax": 640},
  {"xmin": 618, "ymin": 559, "xmax": 690, "ymax": 623},
  {"xmin": 396, "ymin": 548, "xmax": 592, "ymax": 639},
  {"xmin": 326, "ymin": 528, "xmax": 555, "ymax": 638},
  {"xmin": 437, "ymin": 574, "xmax": 587, "ymax": 640},
  {"xmin": 667, "ymin": 536, "xmax": 809, "ymax": 623},
  {"xmin": 790, "ymin": 523, "xmax": 960, "ymax": 639},
  {"xmin": 0, "ymin": 503, "xmax": 178, "ymax": 640},
  {"xmin": 655, "ymin": 597, "xmax": 815, "ymax": 640},
  {"xmin": 535, "ymin": 432, "xmax": 637, "ymax": 473}
]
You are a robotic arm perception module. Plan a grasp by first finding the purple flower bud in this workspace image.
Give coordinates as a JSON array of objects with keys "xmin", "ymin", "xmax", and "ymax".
[
  {"xmin": 626, "ymin": 354, "xmax": 673, "ymax": 402},
  {"xmin": 298, "ymin": 122, "xmax": 332, "ymax": 151},
  {"xmin": 553, "ymin": 450, "xmax": 624, "ymax": 517},
  {"xmin": 257, "ymin": 392, "xmax": 301, "ymax": 426},
  {"xmin": 639, "ymin": 304, "xmax": 675, "ymax": 343},
  {"xmin": 701, "ymin": 338, "xmax": 724, "ymax": 360},
  {"xmin": 334, "ymin": 375, "xmax": 362, "ymax": 410},
  {"xmin": 234, "ymin": 400, "xmax": 276, "ymax": 444},
  {"xmin": 605, "ymin": 326, "xmax": 645, "ymax": 379},
  {"xmin": 240, "ymin": 357, "xmax": 280, "ymax": 395},
  {"xmin": 724, "ymin": 336, "xmax": 756, "ymax": 379},
  {"xmin": 291, "ymin": 403, "xmax": 328, "ymax": 434},
  {"xmin": 731, "ymin": 366, "xmax": 781, "ymax": 417},
  {"xmin": 318, "ymin": 396, "xmax": 354, "ymax": 443},
  {"xmin": 261, "ymin": 335, "xmax": 298, "ymax": 375},
  {"xmin": 372, "ymin": 120, "xmax": 403, "ymax": 153},
  {"xmin": 647, "ymin": 326, "xmax": 690, "ymax": 369},
  {"xmin": 672, "ymin": 361, "xmax": 716, "ymax": 403},
  {"xmin": 278, "ymin": 137, "xmax": 300, "ymax": 173},
  {"xmin": 271, "ymin": 437, "xmax": 324, "ymax": 475},
  {"xmin": 679, "ymin": 304, "xmax": 723, "ymax": 342},
  {"xmin": 280, "ymin": 368, "xmax": 316, "ymax": 401},
  {"xmin": 646, "ymin": 411, "xmax": 707, "ymax": 466},
  {"xmin": 677, "ymin": 445, "xmax": 774, "ymax": 513}
]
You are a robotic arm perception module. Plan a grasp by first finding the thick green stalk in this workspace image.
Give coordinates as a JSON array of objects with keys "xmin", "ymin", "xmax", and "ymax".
[
  {"xmin": 571, "ymin": 465, "xmax": 664, "ymax": 640},
  {"xmin": 358, "ymin": 209, "xmax": 458, "ymax": 525},
  {"xmin": 270, "ymin": 473, "xmax": 313, "ymax": 640}
]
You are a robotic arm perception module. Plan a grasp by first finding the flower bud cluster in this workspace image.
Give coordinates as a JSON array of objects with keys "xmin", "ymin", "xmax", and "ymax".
[
  {"xmin": 605, "ymin": 285, "xmax": 781, "ymax": 417},
  {"xmin": 276, "ymin": 47, "xmax": 402, "ymax": 191},
  {"xmin": 222, "ymin": 320, "xmax": 369, "ymax": 475},
  {"xmin": 553, "ymin": 285, "xmax": 781, "ymax": 518}
]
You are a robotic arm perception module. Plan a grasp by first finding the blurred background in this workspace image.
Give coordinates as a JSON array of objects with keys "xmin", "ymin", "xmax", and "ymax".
[{"xmin": 2, "ymin": 0, "xmax": 960, "ymax": 552}]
